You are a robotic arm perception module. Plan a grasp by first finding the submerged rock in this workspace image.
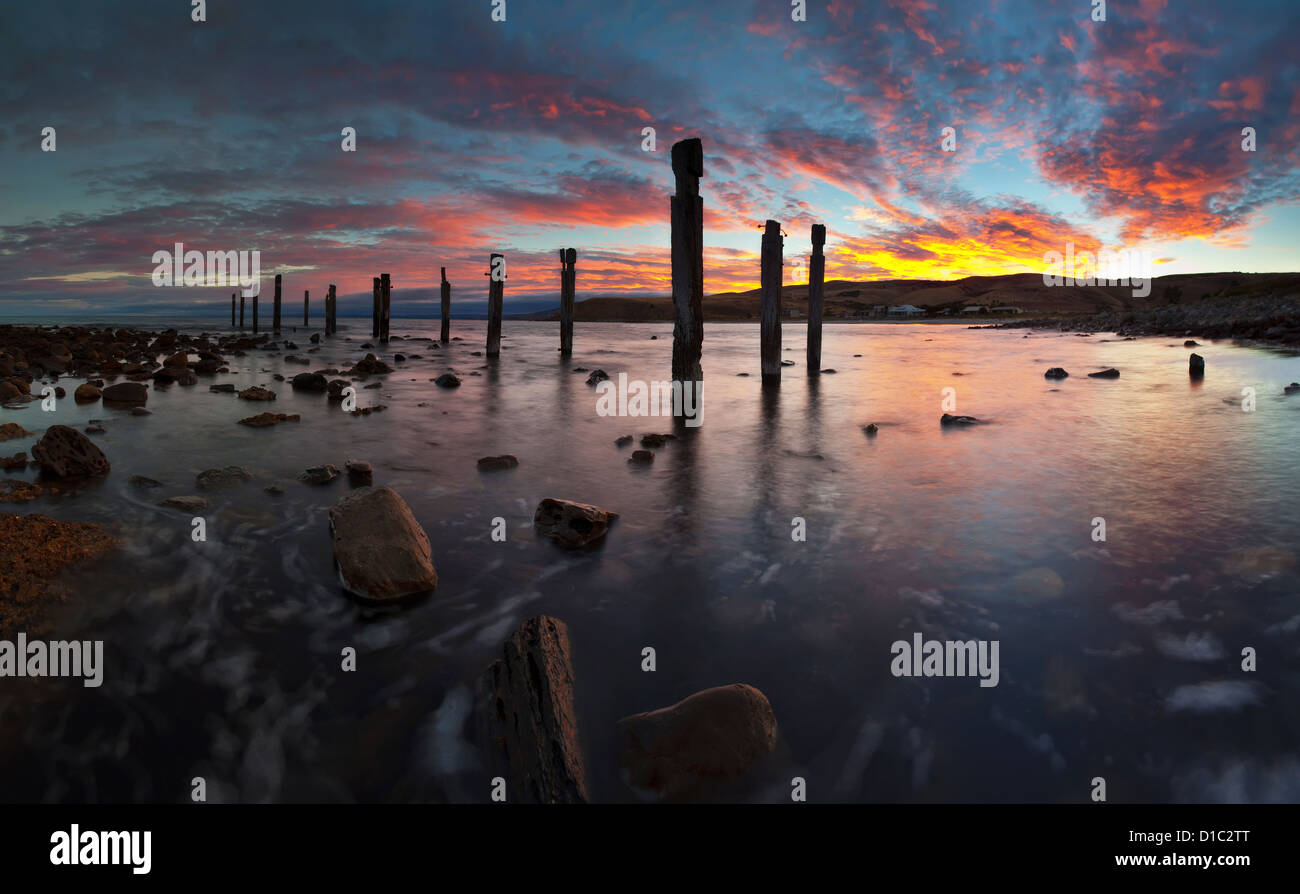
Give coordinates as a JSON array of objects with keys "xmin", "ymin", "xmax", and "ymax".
[
  {"xmin": 1190, "ymin": 353, "xmax": 1205, "ymax": 377},
  {"xmin": 615, "ymin": 435, "xmax": 633, "ymax": 447},
  {"xmin": 616, "ymin": 683, "xmax": 778, "ymax": 802},
  {"xmin": 475, "ymin": 615, "xmax": 589, "ymax": 804},
  {"xmin": 0, "ymin": 423, "xmax": 32, "ymax": 442},
  {"xmin": 0, "ymin": 512, "xmax": 115, "ymax": 638},
  {"xmin": 160, "ymin": 495, "xmax": 210, "ymax": 512},
  {"xmin": 291, "ymin": 372, "xmax": 328, "ymax": 392},
  {"xmin": 585, "ymin": 369, "xmax": 609, "ymax": 385},
  {"xmin": 196, "ymin": 466, "xmax": 252, "ymax": 489},
  {"xmin": 534, "ymin": 498, "xmax": 618, "ymax": 549},
  {"xmin": 299, "ymin": 464, "xmax": 340, "ymax": 485},
  {"xmin": 863, "ymin": 423, "xmax": 879, "ymax": 436},
  {"xmin": 238, "ymin": 412, "xmax": 300, "ymax": 427},
  {"xmin": 238, "ymin": 386, "xmax": 276, "ymax": 401},
  {"xmin": 628, "ymin": 449, "xmax": 654, "ymax": 465},
  {"xmin": 1088, "ymin": 368, "xmax": 1121, "ymax": 378},
  {"xmin": 328, "ymin": 486, "xmax": 437, "ymax": 601},
  {"xmin": 1044, "ymin": 367, "xmax": 1069, "ymax": 379},
  {"xmin": 1284, "ymin": 382, "xmax": 1299, "ymax": 395},
  {"xmin": 434, "ymin": 373, "xmax": 461, "ymax": 388},
  {"xmin": 477, "ymin": 454, "xmax": 519, "ymax": 471},
  {"xmin": 74, "ymin": 383, "xmax": 101, "ymax": 403},
  {"xmin": 640, "ymin": 433, "xmax": 676, "ymax": 448},
  {"xmin": 940, "ymin": 413, "xmax": 982, "ymax": 426},
  {"xmin": 102, "ymin": 381, "xmax": 148, "ymax": 406},
  {"xmin": 345, "ymin": 460, "xmax": 373, "ymax": 486},
  {"xmin": 31, "ymin": 425, "xmax": 109, "ymax": 477}
]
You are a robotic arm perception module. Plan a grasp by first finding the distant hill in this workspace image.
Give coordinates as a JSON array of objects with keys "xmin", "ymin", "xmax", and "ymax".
[{"xmin": 508, "ymin": 272, "xmax": 1300, "ymax": 322}]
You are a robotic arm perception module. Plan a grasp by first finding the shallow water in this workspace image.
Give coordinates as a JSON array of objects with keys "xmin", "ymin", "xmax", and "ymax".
[{"xmin": 2, "ymin": 319, "xmax": 1299, "ymax": 803}]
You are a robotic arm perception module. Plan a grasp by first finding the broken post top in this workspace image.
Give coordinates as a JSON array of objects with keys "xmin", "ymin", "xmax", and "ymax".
[
  {"xmin": 441, "ymin": 267, "xmax": 447, "ymax": 282},
  {"xmin": 764, "ymin": 219, "xmax": 781, "ymax": 238},
  {"xmin": 812, "ymin": 224, "xmax": 826, "ymax": 246},
  {"xmin": 564, "ymin": 247, "xmax": 576, "ymax": 265},
  {"xmin": 671, "ymin": 138, "xmax": 703, "ymax": 183}
]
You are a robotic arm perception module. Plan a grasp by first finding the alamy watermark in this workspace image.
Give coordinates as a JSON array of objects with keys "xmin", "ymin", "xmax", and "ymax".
[
  {"xmin": 0, "ymin": 634, "xmax": 104, "ymax": 687},
  {"xmin": 1042, "ymin": 242, "xmax": 1152, "ymax": 298},
  {"xmin": 890, "ymin": 632, "xmax": 1000, "ymax": 687},
  {"xmin": 595, "ymin": 372, "xmax": 703, "ymax": 427},
  {"xmin": 151, "ymin": 242, "xmax": 260, "ymax": 297}
]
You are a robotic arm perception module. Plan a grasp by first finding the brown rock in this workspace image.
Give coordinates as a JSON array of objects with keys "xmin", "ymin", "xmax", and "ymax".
[
  {"xmin": 0, "ymin": 452, "xmax": 27, "ymax": 470},
  {"xmin": 238, "ymin": 412, "xmax": 300, "ymax": 428},
  {"xmin": 628, "ymin": 449, "xmax": 654, "ymax": 465},
  {"xmin": 345, "ymin": 460, "xmax": 373, "ymax": 486},
  {"xmin": 0, "ymin": 423, "xmax": 32, "ymax": 442},
  {"xmin": 0, "ymin": 480, "xmax": 42, "ymax": 503},
  {"xmin": 74, "ymin": 383, "xmax": 102, "ymax": 403},
  {"xmin": 31, "ymin": 425, "xmax": 110, "ymax": 477},
  {"xmin": 477, "ymin": 454, "xmax": 519, "ymax": 471},
  {"xmin": 0, "ymin": 511, "xmax": 115, "ymax": 638},
  {"xmin": 533, "ymin": 498, "xmax": 618, "ymax": 548},
  {"xmin": 327, "ymin": 486, "xmax": 437, "ymax": 601},
  {"xmin": 616, "ymin": 684, "xmax": 779, "ymax": 802},
  {"xmin": 102, "ymin": 381, "xmax": 148, "ymax": 406},
  {"xmin": 238, "ymin": 386, "xmax": 276, "ymax": 401},
  {"xmin": 476, "ymin": 615, "xmax": 589, "ymax": 803}
]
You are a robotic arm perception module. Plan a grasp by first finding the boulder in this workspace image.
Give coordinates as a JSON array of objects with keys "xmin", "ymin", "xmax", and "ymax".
[
  {"xmin": 940, "ymin": 413, "xmax": 982, "ymax": 426},
  {"xmin": 1044, "ymin": 367, "xmax": 1069, "ymax": 379},
  {"xmin": 616, "ymin": 683, "xmax": 778, "ymax": 802},
  {"xmin": 196, "ymin": 466, "xmax": 252, "ymax": 489},
  {"xmin": 74, "ymin": 383, "xmax": 102, "ymax": 403},
  {"xmin": 238, "ymin": 386, "xmax": 276, "ymax": 401},
  {"xmin": 475, "ymin": 615, "xmax": 589, "ymax": 803},
  {"xmin": 434, "ymin": 373, "xmax": 461, "ymax": 388},
  {"xmin": 31, "ymin": 425, "xmax": 109, "ymax": 477},
  {"xmin": 345, "ymin": 460, "xmax": 373, "ymax": 486},
  {"xmin": 1087, "ymin": 368, "xmax": 1121, "ymax": 378},
  {"xmin": 477, "ymin": 454, "xmax": 519, "ymax": 471},
  {"xmin": 534, "ymin": 498, "xmax": 618, "ymax": 548},
  {"xmin": 102, "ymin": 381, "xmax": 148, "ymax": 406},
  {"xmin": 327, "ymin": 486, "xmax": 437, "ymax": 600},
  {"xmin": 1189, "ymin": 353, "xmax": 1205, "ymax": 377},
  {"xmin": 291, "ymin": 372, "xmax": 329, "ymax": 392}
]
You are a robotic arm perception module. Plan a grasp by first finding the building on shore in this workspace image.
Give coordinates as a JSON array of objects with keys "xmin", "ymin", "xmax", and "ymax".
[
  {"xmin": 888, "ymin": 304, "xmax": 926, "ymax": 318},
  {"xmin": 961, "ymin": 305, "xmax": 988, "ymax": 314}
]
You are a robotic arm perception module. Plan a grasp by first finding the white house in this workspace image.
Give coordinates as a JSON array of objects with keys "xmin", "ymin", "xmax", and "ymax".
[
  {"xmin": 961, "ymin": 305, "xmax": 987, "ymax": 314},
  {"xmin": 888, "ymin": 304, "xmax": 926, "ymax": 317}
]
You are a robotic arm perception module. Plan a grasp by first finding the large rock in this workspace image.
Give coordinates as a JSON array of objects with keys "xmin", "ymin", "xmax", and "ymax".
[
  {"xmin": 74, "ymin": 383, "xmax": 102, "ymax": 402},
  {"xmin": 31, "ymin": 425, "xmax": 109, "ymax": 477},
  {"xmin": 616, "ymin": 683, "xmax": 778, "ymax": 802},
  {"xmin": 1044, "ymin": 367, "xmax": 1069, "ymax": 379},
  {"xmin": 291, "ymin": 372, "xmax": 328, "ymax": 392},
  {"xmin": 0, "ymin": 512, "xmax": 115, "ymax": 638},
  {"xmin": 533, "ymin": 498, "xmax": 618, "ymax": 548},
  {"xmin": 476, "ymin": 615, "xmax": 589, "ymax": 803},
  {"xmin": 327, "ymin": 486, "xmax": 437, "ymax": 601},
  {"xmin": 102, "ymin": 381, "xmax": 148, "ymax": 406}
]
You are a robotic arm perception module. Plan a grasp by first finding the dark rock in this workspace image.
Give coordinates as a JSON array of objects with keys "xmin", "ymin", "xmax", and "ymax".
[
  {"xmin": 160, "ymin": 495, "xmax": 210, "ymax": 512},
  {"xmin": 534, "ymin": 498, "xmax": 618, "ymax": 549},
  {"xmin": 585, "ymin": 369, "xmax": 609, "ymax": 385},
  {"xmin": 299, "ymin": 464, "xmax": 340, "ymax": 485},
  {"xmin": 31, "ymin": 425, "xmax": 109, "ymax": 477},
  {"xmin": 1184, "ymin": 340, "xmax": 1199, "ymax": 347},
  {"xmin": 615, "ymin": 435, "xmax": 633, "ymax": 447},
  {"xmin": 128, "ymin": 475, "xmax": 163, "ymax": 488},
  {"xmin": 209, "ymin": 383, "xmax": 236, "ymax": 393},
  {"xmin": 1044, "ymin": 367, "xmax": 1069, "ymax": 379},
  {"xmin": 291, "ymin": 372, "xmax": 328, "ymax": 392},
  {"xmin": 102, "ymin": 381, "xmax": 148, "ymax": 406},
  {"xmin": 640, "ymin": 433, "xmax": 676, "ymax": 448},
  {"xmin": 345, "ymin": 460, "xmax": 373, "ymax": 486},
  {"xmin": 238, "ymin": 386, "xmax": 276, "ymax": 401},
  {"xmin": 0, "ymin": 452, "xmax": 27, "ymax": 470},
  {"xmin": 434, "ymin": 373, "xmax": 461, "ymax": 388},
  {"xmin": 196, "ymin": 466, "xmax": 252, "ymax": 489},
  {"xmin": 863, "ymin": 423, "xmax": 878, "ymax": 436},
  {"xmin": 1190, "ymin": 353, "xmax": 1205, "ymax": 378},
  {"xmin": 628, "ymin": 449, "xmax": 654, "ymax": 465},
  {"xmin": 130, "ymin": 407, "xmax": 151, "ymax": 416},
  {"xmin": 941, "ymin": 413, "xmax": 983, "ymax": 426},
  {"xmin": 0, "ymin": 423, "xmax": 32, "ymax": 442},
  {"xmin": 1088, "ymin": 368, "xmax": 1121, "ymax": 378},
  {"xmin": 328, "ymin": 486, "xmax": 437, "ymax": 600},
  {"xmin": 477, "ymin": 454, "xmax": 519, "ymax": 471},
  {"xmin": 238, "ymin": 412, "xmax": 300, "ymax": 428}
]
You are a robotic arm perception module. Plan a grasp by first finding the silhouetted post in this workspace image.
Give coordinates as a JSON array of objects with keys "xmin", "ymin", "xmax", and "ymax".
[
  {"xmin": 303, "ymin": 290, "xmax": 309, "ymax": 326},
  {"xmin": 671, "ymin": 138, "xmax": 704, "ymax": 411},
  {"xmin": 760, "ymin": 219, "xmax": 783, "ymax": 386},
  {"xmin": 273, "ymin": 273, "xmax": 282, "ymax": 334},
  {"xmin": 380, "ymin": 273, "xmax": 391, "ymax": 341},
  {"xmin": 240, "ymin": 294, "xmax": 245, "ymax": 328},
  {"xmin": 372, "ymin": 277, "xmax": 380, "ymax": 338},
  {"xmin": 560, "ymin": 248, "xmax": 576, "ymax": 355},
  {"xmin": 486, "ymin": 253, "xmax": 504, "ymax": 357},
  {"xmin": 253, "ymin": 291, "xmax": 259, "ymax": 333},
  {"xmin": 231, "ymin": 293, "xmax": 236, "ymax": 327},
  {"xmin": 440, "ymin": 267, "xmax": 451, "ymax": 344},
  {"xmin": 807, "ymin": 224, "xmax": 826, "ymax": 374},
  {"xmin": 326, "ymin": 284, "xmax": 337, "ymax": 335}
]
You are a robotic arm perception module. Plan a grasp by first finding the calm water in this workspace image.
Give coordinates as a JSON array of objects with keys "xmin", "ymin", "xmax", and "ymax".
[{"xmin": 2, "ymin": 319, "xmax": 1298, "ymax": 803}]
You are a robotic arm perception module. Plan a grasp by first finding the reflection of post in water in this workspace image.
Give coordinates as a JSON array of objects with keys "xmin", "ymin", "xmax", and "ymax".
[{"xmin": 755, "ymin": 385, "xmax": 781, "ymax": 522}]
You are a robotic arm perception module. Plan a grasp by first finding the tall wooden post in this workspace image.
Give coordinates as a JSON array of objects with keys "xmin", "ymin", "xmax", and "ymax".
[
  {"xmin": 326, "ymin": 284, "xmax": 337, "ymax": 335},
  {"xmin": 253, "ymin": 290, "xmax": 259, "ymax": 333},
  {"xmin": 807, "ymin": 224, "xmax": 826, "ymax": 374},
  {"xmin": 671, "ymin": 138, "xmax": 704, "ymax": 411},
  {"xmin": 303, "ymin": 290, "xmax": 309, "ymax": 326},
  {"xmin": 560, "ymin": 248, "xmax": 576, "ymax": 355},
  {"xmin": 440, "ymin": 267, "xmax": 451, "ymax": 344},
  {"xmin": 372, "ymin": 277, "xmax": 380, "ymax": 338},
  {"xmin": 486, "ymin": 253, "xmax": 504, "ymax": 357},
  {"xmin": 231, "ymin": 293, "xmax": 236, "ymax": 327},
  {"xmin": 760, "ymin": 220, "xmax": 783, "ymax": 386},
  {"xmin": 380, "ymin": 273, "xmax": 391, "ymax": 341},
  {"xmin": 240, "ymin": 294, "xmax": 245, "ymax": 328},
  {"xmin": 273, "ymin": 273, "xmax": 282, "ymax": 334}
]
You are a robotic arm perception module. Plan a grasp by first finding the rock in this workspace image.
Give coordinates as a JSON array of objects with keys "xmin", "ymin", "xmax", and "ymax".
[
  {"xmin": 163, "ymin": 351, "xmax": 190, "ymax": 368},
  {"xmin": 534, "ymin": 498, "xmax": 618, "ymax": 549},
  {"xmin": 327, "ymin": 379, "xmax": 351, "ymax": 401},
  {"xmin": 0, "ymin": 480, "xmax": 43, "ymax": 503},
  {"xmin": 131, "ymin": 407, "xmax": 151, "ymax": 416},
  {"xmin": 616, "ymin": 683, "xmax": 778, "ymax": 802},
  {"xmin": 585, "ymin": 369, "xmax": 609, "ymax": 385},
  {"xmin": 54, "ymin": 386, "xmax": 66, "ymax": 399},
  {"xmin": 941, "ymin": 413, "xmax": 982, "ymax": 426},
  {"xmin": 129, "ymin": 475, "xmax": 163, "ymax": 488},
  {"xmin": 327, "ymin": 486, "xmax": 437, "ymax": 601},
  {"xmin": 475, "ymin": 615, "xmax": 589, "ymax": 803},
  {"xmin": 73, "ymin": 383, "xmax": 101, "ymax": 403},
  {"xmin": 615, "ymin": 435, "xmax": 633, "ymax": 447},
  {"xmin": 820, "ymin": 368, "xmax": 836, "ymax": 374},
  {"xmin": 84, "ymin": 424, "xmax": 106, "ymax": 434},
  {"xmin": 160, "ymin": 495, "xmax": 210, "ymax": 512},
  {"xmin": 349, "ymin": 353, "xmax": 392, "ymax": 376},
  {"xmin": 1189, "ymin": 353, "xmax": 1205, "ymax": 378},
  {"xmin": 238, "ymin": 412, "xmax": 300, "ymax": 427},
  {"xmin": 0, "ymin": 381, "xmax": 20, "ymax": 403},
  {"xmin": 1285, "ymin": 382, "xmax": 1300, "ymax": 395},
  {"xmin": 31, "ymin": 425, "xmax": 110, "ymax": 477},
  {"xmin": 196, "ymin": 466, "xmax": 252, "ymax": 489},
  {"xmin": 264, "ymin": 484, "xmax": 284, "ymax": 495},
  {"xmin": 863, "ymin": 423, "xmax": 879, "ymax": 436},
  {"xmin": 0, "ymin": 423, "xmax": 32, "ymax": 442},
  {"xmin": 102, "ymin": 381, "xmax": 148, "ymax": 406},
  {"xmin": 310, "ymin": 333, "xmax": 321, "ymax": 344},
  {"xmin": 284, "ymin": 355, "xmax": 311, "ymax": 365},
  {"xmin": 209, "ymin": 383, "xmax": 236, "ymax": 393},
  {"xmin": 1184, "ymin": 340, "xmax": 1199, "ymax": 347},
  {"xmin": 1088, "ymin": 368, "xmax": 1121, "ymax": 378},
  {"xmin": 0, "ymin": 452, "xmax": 27, "ymax": 470},
  {"xmin": 641, "ymin": 433, "xmax": 676, "ymax": 448},
  {"xmin": 434, "ymin": 373, "xmax": 461, "ymax": 388},
  {"xmin": 238, "ymin": 386, "xmax": 276, "ymax": 401},
  {"xmin": 0, "ymin": 512, "xmax": 115, "ymax": 638},
  {"xmin": 363, "ymin": 382, "xmax": 382, "ymax": 390},
  {"xmin": 780, "ymin": 359, "xmax": 795, "ymax": 367},
  {"xmin": 628, "ymin": 449, "xmax": 654, "ymax": 465},
  {"xmin": 299, "ymin": 464, "xmax": 340, "ymax": 485},
  {"xmin": 477, "ymin": 454, "xmax": 519, "ymax": 471},
  {"xmin": 291, "ymin": 372, "xmax": 328, "ymax": 392},
  {"xmin": 345, "ymin": 460, "xmax": 373, "ymax": 486},
  {"xmin": 1044, "ymin": 367, "xmax": 1069, "ymax": 379}
]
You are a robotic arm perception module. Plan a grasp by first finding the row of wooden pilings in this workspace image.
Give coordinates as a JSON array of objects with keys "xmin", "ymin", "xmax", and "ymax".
[{"xmin": 223, "ymin": 138, "xmax": 825, "ymax": 384}]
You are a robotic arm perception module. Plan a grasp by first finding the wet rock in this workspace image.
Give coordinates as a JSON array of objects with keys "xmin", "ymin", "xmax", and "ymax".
[
  {"xmin": 131, "ymin": 407, "xmax": 151, "ymax": 416},
  {"xmin": 941, "ymin": 413, "xmax": 983, "ymax": 426},
  {"xmin": 1044, "ymin": 367, "xmax": 1069, "ymax": 379},
  {"xmin": 129, "ymin": 475, "xmax": 163, "ymax": 488},
  {"xmin": 1088, "ymin": 368, "xmax": 1121, "ymax": 378},
  {"xmin": 475, "ymin": 615, "xmax": 589, "ymax": 804},
  {"xmin": 585, "ymin": 369, "xmax": 609, "ymax": 385},
  {"xmin": 0, "ymin": 381, "xmax": 21, "ymax": 402},
  {"xmin": 1189, "ymin": 353, "xmax": 1205, "ymax": 378},
  {"xmin": 780, "ymin": 359, "xmax": 795, "ymax": 367},
  {"xmin": 84, "ymin": 424, "xmax": 106, "ymax": 435},
  {"xmin": 291, "ymin": 372, "xmax": 328, "ymax": 392},
  {"xmin": 327, "ymin": 379, "xmax": 351, "ymax": 401},
  {"xmin": 196, "ymin": 466, "xmax": 252, "ymax": 489},
  {"xmin": 299, "ymin": 464, "xmax": 340, "ymax": 485},
  {"xmin": 160, "ymin": 495, "xmax": 210, "ymax": 512},
  {"xmin": 264, "ymin": 484, "xmax": 284, "ymax": 495},
  {"xmin": 0, "ymin": 451, "xmax": 27, "ymax": 470},
  {"xmin": 209, "ymin": 383, "xmax": 236, "ymax": 393},
  {"xmin": 31, "ymin": 425, "xmax": 109, "ymax": 477},
  {"xmin": 628, "ymin": 449, "xmax": 654, "ymax": 465},
  {"xmin": 284, "ymin": 355, "xmax": 311, "ymax": 365},
  {"xmin": 434, "ymin": 373, "xmax": 461, "ymax": 388},
  {"xmin": 616, "ymin": 683, "xmax": 778, "ymax": 802},
  {"xmin": 863, "ymin": 423, "xmax": 879, "ymax": 436},
  {"xmin": 0, "ymin": 480, "xmax": 43, "ymax": 503},
  {"xmin": 477, "ymin": 454, "xmax": 519, "ymax": 471},
  {"xmin": 310, "ymin": 333, "xmax": 321, "ymax": 344},
  {"xmin": 1285, "ymin": 382, "xmax": 1300, "ymax": 395},
  {"xmin": 0, "ymin": 423, "xmax": 32, "ymax": 442},
  {"xmin": 238, "ymin": 386, "xmax": 276, "ymax": 401},
  {"xmin": 327, "ymin": 486, "xmax": 437, "ymax": 601},
  {"xmin": 820, "ymin": 368, "xmax": 837, "ymax": 374},
  {"xmin": 0, "ymin": 512, "xmax": 115, "ymax": 638},
  {"xmin": 641, "ymin": 433, "xmax": 676, "ymax": 448},
  {"xmin": 102, "ymin": 381, "xmax": 148, "ymax": 406},
  {"xmin": 1184, "ymin": 340, "xmax": 1199, "ymax": 347},
  {"xmin": 363, "ymin": 382, "xmax": 382, "ymax": 390},
  {"xmin": 345, "ymin": 460, "xmax": 373, "ymax": 486},
  {"xmin": 238, "ymin": 412, "xmax": 300, "ymax": 427},
  {"xmin": 349, "ymin": 353, "xmax": 392, "ymax": 376},
  {"xmin": 534, "ymin": 498, "xmax": 618, "ymax": 549},
  {"xmin": 54, "ymin": 386, "xmax": 66, "ymax": 399},
  {"xmin": 73, "ymin": 383, "xmax": 102, "ymax": 403},
  {"xmin": 615, "ymin": 435, "xmax": 633, "ymax": 447}
]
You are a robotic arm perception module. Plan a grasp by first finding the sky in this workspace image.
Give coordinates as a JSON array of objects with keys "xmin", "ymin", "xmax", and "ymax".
[{"xmin": 0, "ymin": 0, "xmax": 1297, "ymax": 317}]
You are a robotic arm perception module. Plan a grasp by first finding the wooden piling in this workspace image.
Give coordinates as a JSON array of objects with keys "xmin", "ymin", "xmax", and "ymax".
[
  {"xmin": 486, "ymin": 253, "xmax": 504, "ymax": 357},
  {"xmin": 380, "ymin": 273, "xmax": 391, "ymax": 341},
  {"xmin": 670, "ymin": 138, "xmax": 704, "ymax": 410},
  {"xmin": 326, "ymin": 284, "xmax": 337, "ymax": 335},
  {"xmin": 231, "ymin": 293, "xmax": 236, "ymax": 327},
  {"xmin": 440, "ymin": 267, "xmax": 451, "ymax": 344},
  {"xmin": 760, "ymin": 219, "xmax": 783, "ymax": 386},
  {"xmin": 304, "ymin": 290, "xmax": 309, "ymax": 326},
  {"xmin": 253, "ymin": 291, "xmax": 259, "ymax": 333},
  {"xmin": 372, "ymin": 277, "xmax": 380, "ymax": 338},
  {"xmin": 273, "ymin": 273, "xmax": 282, "ymax": 334},
  {"xmin": 807, "ymin": 224, "xmax": 826, "ymax": 374},
  {"xmin": 240, "ymin": 294, "xmax": 245, "ymax": 328},
  {"xmin": 560, "ymin": 248, "xmax": 576, "ymax": 355}
]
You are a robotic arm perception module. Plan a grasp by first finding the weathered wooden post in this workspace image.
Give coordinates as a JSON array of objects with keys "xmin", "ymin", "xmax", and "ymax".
[
  {"xmin": 253, "ymin": 290, "xmax": 259, "ymax": 333},
  {"xmin": 240, "ymin": 294, "xmax": 245, "ymax": 328},
  {"xmin": 440, "ymin": 267, "xmax": 451, "ymax": 344},
  {"xmin": 807, "ymin": 224, "xmax": 825, "ymax": 374},
  {"xmin": 760, "ymin": 219, "xmax": 783, "ymax": 386},
  {"xmin": 273, "ymin": 273, "xmax": 282, "ymax": 334},
  {"xmin": 380, "ymin": 273, "xmax": 392, "ymax": 341},
  {"xmin": 303, "ymin": 290, "xmax": 309, "ymax": 326},
  {"xmin": 372, "ymin": 277, "xmax": 380, "ymax": 338},
  {"xmin": 486, "ymin": 254, "xmax": 504, "ymax": 357},
  {"xmin": 231, "ymin": 293, "xmax": 236, "ymax": 327},
  {"xmin": 671, "ymin": 138, "xmax": 704, "ymax": 411},
  {"xmin": 326, "ymin": 284, "xmax": 337, "ymax": 335},
  {"xmin": 560, "ymin": 248, "xmax": 576, "ymax": 355}
]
